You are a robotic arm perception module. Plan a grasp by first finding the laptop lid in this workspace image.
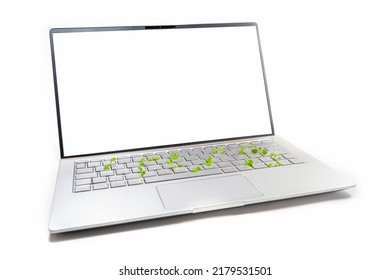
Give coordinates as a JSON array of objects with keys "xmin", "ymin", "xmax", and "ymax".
[{"xmin": 50, "ymin": 22, "xmax": 274, "ymax": 158}]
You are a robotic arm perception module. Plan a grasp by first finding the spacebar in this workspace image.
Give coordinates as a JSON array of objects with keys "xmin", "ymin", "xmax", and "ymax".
[{"xmin": 144, "ymin": 169, "xmax": 223, "ymax": 183}]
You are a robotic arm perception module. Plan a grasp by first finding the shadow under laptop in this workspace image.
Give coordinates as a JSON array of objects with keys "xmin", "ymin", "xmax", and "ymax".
[{"xmin": 49, "ymin": 190, "xmax": 353, "ymax": 242}]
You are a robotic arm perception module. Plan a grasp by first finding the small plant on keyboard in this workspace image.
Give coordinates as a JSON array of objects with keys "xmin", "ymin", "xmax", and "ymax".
[
  {"xmin": 238, "ymin": 146, "xmax": 247, "ymax": 155},
  {"xmin": 205, "ymin": 156, "xmax": 213, "ymax": 166},
  {"xmin": 267, "ymin": 152, "xmax": 282, "ymax": 167},
  {"xmin": 170, "ymin": 153, "xmax": 179, "ymax": 160},
  {"xmin": 147, "ymin": 156, "xmax": 161, "ymax": 162},
  {"xmin": 138, "ymin": 157, "xmax": 146, "ymax": 177},
  {"xmin": 211, "ymin": 146, "xmax": 225, "ymax": 154},
  {"xmin": 103, "ymin": 157, "xmax": 116, "ymax": 170},
  {"xmin": 165, "ymin": 153, "xmax": 183, "ymax": 168},
  {"xmin": 245, "ymin": 159, "xmax": 254, "ymax": 167},
  {"xmin": 191, "ymin": 166, "xmax": 201, "ymax": 173}
]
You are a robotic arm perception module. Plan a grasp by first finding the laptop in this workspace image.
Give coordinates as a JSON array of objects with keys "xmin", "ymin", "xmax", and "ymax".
[{"xmin": 49, "ymin": 22, "xmax": 355, "ymax": 233}]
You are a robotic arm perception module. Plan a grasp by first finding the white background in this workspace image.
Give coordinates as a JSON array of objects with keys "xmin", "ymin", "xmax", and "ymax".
[{"xmin": 0, "ymin": 1, "xmax": 389, "ymax": 279}]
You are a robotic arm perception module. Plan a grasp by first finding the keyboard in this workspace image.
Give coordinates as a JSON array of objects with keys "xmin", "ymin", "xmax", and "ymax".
[{"xmin": 73, "ymin": 140, "xmax": 304, "ymax": 193}]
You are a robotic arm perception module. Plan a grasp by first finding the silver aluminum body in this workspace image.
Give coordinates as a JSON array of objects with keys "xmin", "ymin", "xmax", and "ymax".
[{"xmin": 49, "ymin": 135, "xmax": 355, "ymax": 233}]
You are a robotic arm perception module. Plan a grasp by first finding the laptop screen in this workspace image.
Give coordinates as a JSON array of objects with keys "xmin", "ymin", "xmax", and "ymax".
[{"xmin": 51, "ymin": 23, "xmax": 273, "ymax": 157}]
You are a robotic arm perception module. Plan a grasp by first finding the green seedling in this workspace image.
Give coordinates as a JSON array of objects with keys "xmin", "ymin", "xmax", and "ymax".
[
  {"xmin": 103, "ymin": 157, "xmax": 117, "ymax": 170},
  {"xmin": 239, "ymin": 146, "xmax": 247, "ymax": 155},
  {"xmin": 251, "ymin": 148, "xmax": 259, "ymax": 154},
  {"xmin": 267, "ymin": 152, "xmax": 283, "ymax": 167},
  {"xmin": 147, "ymin": 156, "xmax": 161, "ymax": 162},
  {"xmin": 245, "ymin": 159, "xmax": 254, "ymax": 167},
  {"xmin": 177, "ymin": 162, "xmax": 183, "ymax": 167},
  {"xmin": 192, "ymin": 166, "xmax": 201, "ymax": 173},
  {"xmin": 138, "ymin": 165, "xmax": 146, "ymax": 177},
  {"xmin": 139, "ymin": 157, "xmax": 146, "ymax": 166},
  {"xmin": 170, "ymin": 153, "xmax": 179, "ymax": 160},
  {"xmin": 260, "ymin": 148, "xmax": 268, "ymax": 156},
  {"xmin": 249, "ymin": 143, "xmax": 255, "ymax": 147},
  {"xmin": 205, "ymin": 156, "xmax": 213, "ymax": 166},
  {"xmin": 212, "ymin": 146, "xmax": 225, "ymax": 154},
  {"xmin": 165, "ymin": 160, "xmax": 174, "ymax": 165}
]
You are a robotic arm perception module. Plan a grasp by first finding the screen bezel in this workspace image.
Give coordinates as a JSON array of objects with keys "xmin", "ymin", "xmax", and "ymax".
[{"xmin": 49, "ymin": 22, "xmax": 275, "ymax": 159}]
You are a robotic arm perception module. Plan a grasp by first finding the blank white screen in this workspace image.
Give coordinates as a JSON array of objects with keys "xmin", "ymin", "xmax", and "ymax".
[{"xmin": 53, "ymin": 25, "xmax": 272, "ymax": 157}]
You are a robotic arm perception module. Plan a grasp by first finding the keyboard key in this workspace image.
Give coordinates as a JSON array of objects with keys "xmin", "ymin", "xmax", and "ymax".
[
  {"xmin": 191, "ymin": 159, "xmax": 204, "ymax": 165},
  {"xmin": 185, "ymin": 156, "xmax": 199, "ymax": 161},
  {"xmin": 130, "ymin": 154, "xmax": 142, "ymax": 159},
  {"xmin": 218, "ymin": 162, "xmax": 232, "ymax": 168},
  {"xmin": 111, "ymin": 164, "xmax": 125, "ymax": 170},
  {"xmin": 127, "ymin": 179, "xmax": 143, "ymax": 186},
  {"xmin": 127, "ymin": 162, "xmax": 139, "ymax": 168},
  {"xmin": 157, "ymin": 169, "xmax": 173, "ymax": 176},
  {"xmin": 96, "ymin": 166, "xmax": 108, "ymax": 172},
  {"xmin": 226, "ymin": 150, "xmax": 238, "ymax": 156},
  {"xmin": 157, "ymin": 159, "xmax": 168, "ymax": 165},
  {"xmin": 220, "ymin": 156, "xmax": 235, "ymax": 162},
  {"xmin": 87, "ymin": 162, "xmax": 101, "ymax": 168},
  {"xmin": 143, "ymin": 153, "xmax": 156, "ymax": 157},
  {"xmin": 75, "ymin": 178, "xmax": 91, "ymax": 186},
  {"xmin": 178, "ymin": 152, "xmax": 190, "ymax": 157},
  {"xmin": 198, "ymin": 154, "xmax": 210, "ymax": 160},
  {"xmin": 109, "ymin": 175, "xmax": 124, "ymax": 182},
  {"xmin": 99, "ymin": 170, "xmax": 114, "ymax": 177},
  {"xmin": 125, "ymin": 174, "xmax": 140, "ymax": 180},
  {"xmin": 148, "ymin": 165, "xmax": 163, "ymax": 171},
  {"xmin": 260, "ymin": 157, "xmax": 274, "ymax": 162},
  {"xmin": 143, "ymin": 171, "xmax": 157, "ymax": 177},
  {"xmin": 188, "ymin": 165, "xmax": 203, "ymax": 172},
  {"xmin": 132, "ymin": 167, "xmax": 141, "ymax": 173},
  {"xmin": 203, "ymin": 164, "xmax": 218, "ymax": 169},
  {"xmin": 76, "ymin": 172, "xmax": 97, "ymax": 180},
  {"xmin": 234, "ymin": 155, "xmax": 249, "ymax": 160},
  {"xmin": 177, "ymin": 161, "xmax": 192, "ymax": 167},
  {"xmin": 75, "ymin": 160, "xmax": 88, "ymax": 164},
  {"xmin": 278, "ymin": 159, "xmax": 292, "ymax": 165},
  {"xmin": 93, "ymin": 183, "xmax": 108, "ymax": 190},
  {"xmin": 111, "ymin": 181, "xmax": 126, "ymax": 188},
  {"xmin": 132, "ymin": 157, "xmax": 143, "ymax": 162},
  {"xmin": 75, "ymin": 185, "xmax": 91, "ymax": 192},
  {"xmin": 236, "ymin": 165, "xmax": 252, "ymax": 171},
  {"xmin": 117, "ymin": 158, "xmax": 131, "ymax": 164},
  {"xmin": 144, "ymin": 168, "xmax": 223, "ymax": 183},
  {"xmin": 252, "ymin": 163, "xmax": 267, "ymax": 169},
  {"xmin": 163, "ymin": 164, "xmax": 175, "ymax": 169},
  {"xmin": 173, "ymin": 167, "xmax": 188, "ymax": 173},
  {"xmin": 144, "ymin": 161, "xmax": 156, "ymax": 166},
  {"xmin": 92, "ymin": 177, "xmax": 107, "ymax": 184},
  {"xmin": 231, "ymin": 160, "xmax": 246, "ymax": 166},
  {"xmin": 189, "ymin": 151, "xmax": 203, "ymax": 156},
  {"xmin": 76, "ymin": 163, "xmax": 86, "ymax": 169},
  {"xmin": 222, "ymin": 167, "xmax": 238, "ymax": 173},
  {"xmin": 76, "ymin": 168, "xmax": 94, "ymax": 174},
  {"xmin": 116, "ymin": 169, "xmax": 130, "ymax": 175}
]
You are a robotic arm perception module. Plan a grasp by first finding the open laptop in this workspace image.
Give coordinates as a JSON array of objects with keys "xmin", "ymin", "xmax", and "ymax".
[{"xmin": 49, "ymin": 22, "xmax": 355, "ymax": 233}]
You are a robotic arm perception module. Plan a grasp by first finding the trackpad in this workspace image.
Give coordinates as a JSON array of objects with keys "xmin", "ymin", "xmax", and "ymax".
[{"xmin": 156, "ymin": 174, "xmax": 263, "ymax": 210}]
